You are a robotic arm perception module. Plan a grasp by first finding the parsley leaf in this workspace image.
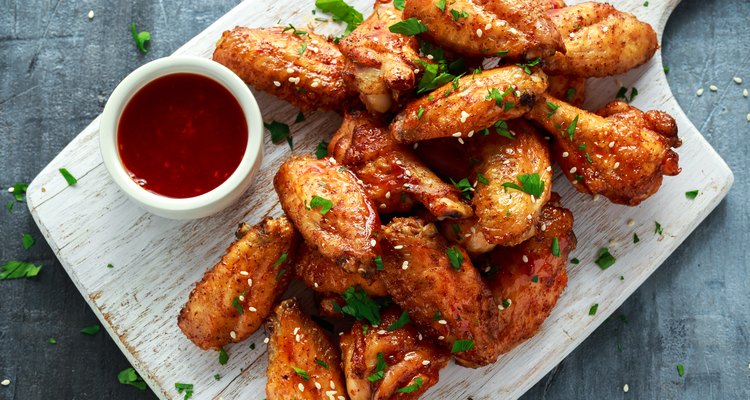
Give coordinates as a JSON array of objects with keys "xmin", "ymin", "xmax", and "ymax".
[
  {"xmin": 298, "ymin": 42, "xmax": 308, "ymax": 55},
  {"xmin": 231, "ymin": 293, "xmax": 245, "ymax": 315},
  {"xmin": 22, "ymin": 233, "xmax": 35, "ymax": 250},
  {"xmin": 389, "ymin": 18, "xmax": 428, "ymax": 36},
  {"xmin": 264, "ymin": 121, "xmax": 292, "ymax": 150},
  {"xmin": 373, "ymin": 256, "xmax": 385, "ymax": 271},
  {"xmin": 0, "ymin": 260, "xmax": 42, "ymax": 280},
  {"xmin": 450, "ymin": 9, "xmax": 469, "ymax": 22},
  {"xmin": 308, "ymin": 195, "xmax": 333, "ymax": 215},
  {"xmin": 315, "ymin": 359, "xmax": 330, "ymax": 369},
  {"xmin": 446, "ymin": 247, "xmax": 464, "ymax": 270},
  {"xmin": 59, "ymin": 168, "xmax": 77, "ymax": 186},
  {"xmin": 565, "ymin": 87, "xmax": 576, "ymax": 101},
  {"xmin": 175, "ymin": 382, "xmax": 194, "ymax": 400},
  {"xmin": 436, "ymin": 0, "xmax": 447, "ymax": 11},
  {"xmin": 80, "ymin": 325, "xmax": 100, "ymax": 335},
  {"xmin": 451, "ymin": 339, "xmax": 475, "ymax": 353},
  {"xmin": 282, "ymin": 24, "xmax": 309, "ymax": 36},
  {"xmin": 633, "ymin": 233, "xmax": 640, "ymax": 243},
  {"xmin": 494, "ymin": 120, "xmax": 515, "ymax": 139},
  {"xmin": 476, "ymin": 173, "xmax": 489, "ymax": 185},
  {"xmin": 315, "ymin": 0, "xmax": 363, "ymax": 35},
  {"xmin": 294, "ymin": 111, "xmax": 305, "ymax": 123},
  {"xmin": 546, "ymin": 102, "xmax": 559, "ymax": 118},
  {"xmin": 219, "ymin": 347, "xmax": 229, "ymax": 365},
  {"xmin": 589, "ymin": 303, "xmax": 599, "ymax": 315},
  {"xmin": 516, "ymin": 58, "xmax": 541, "ymax": 74},
  {"xmin": 615, "ymin": 86, "xmax": 639, "ymax": 103},
  {"xmin": 130, "ymin": 23, "xmax": 151, "ymax": 54},
  {"xmin": 450, "ymin": 177, "xmax": 473, "ymax": 199},
  {"xmin": 655, "ymin": 221, "xmax": 664, "ymax": 235},
  {"xmin": 118, "ymin": 367, "xmax": 147, "ymax": 391},
  {"xmin": 273, "ymin": 252, "xmax": 288, "ymax": 267},
  {"xmin": 387, "ymin": 311, "xmax": 412, "ymax": 331},
  {"xmin": 9, "ymin": 182, "xmax": 28, "ymax": 202},
  {"xmin": 315, "ymin": 140, "xmax": 329, "ymax": 159},
  {"xmin": 501, "ymin": 173, "xmax": 545, "ymax": 198},
  {"xmin": 551, "ymin": 237, "xmax": 560, "ymax": 257},
  {"xmin": 415, "ymin": 62, "xmax": 455, "ymax": 94},
  {"xmin": 571, "ymin": 257, "xmax": 580, "ymax": 264},
  {"xmin": 396, "ymin": 377, "xmax": 424, "ymax": 393},
  {"xmin": 292, "ymin": 366, "xmax": 310, "ymax": 380},
  {"xmin": 417, "ymin": 106, "xmax": 425, "ymax": 119},
  {"xmin": 367, "ymin": 352, "xmax": 388, "ymax": 382},
  {"xmin": 566, "ymin": 115, "xmax": 579, "ymax": 141},
  {"xmin": 685, "ymin": 190, "xmax": 699, "ymax": 199},
  {"xmin": 340, "ymin": 286, "xmax": 382, "ymax": 325},
  {"xmin": 677, "ymin": 363, "xmax": 685, "ymax": 377},
  {"xmin": 394, "ymin": 0, "xmax": 405, "ymax": 10},
  {"xmin": 594, "ymin": 248, "xmax": 616, "ymax": 270},
  {"xmin": 485, "ymin": 86, "xmax": 513, "ymax": 107}
]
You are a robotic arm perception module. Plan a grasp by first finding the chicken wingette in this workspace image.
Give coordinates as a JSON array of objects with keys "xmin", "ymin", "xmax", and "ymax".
[
  {"xmin": 266, "ymin": 299, "xmax": 348, "ymax": 400},
  {"xmin": 274, "ymin": 155, "xmax": 381, "ymax": 273},
  {"xmin": 529, "ymin": 94, "xmax": 681, "ymax": 205},
  {"xmin": 213, "ymin": 26, "xmax": 355, "ymax": 111},
  {"xmin": 340, "ymin": 0, "xmax": 430, "ymax": 113},
  {"xmin": 330, "ymin": 110, "xmax": 473, "ymax": 220},
  {"xmin": 543, "ymin": 2, "xmax": 658, "ymax": 78},
  {"xmin": 178, "ymin": 217, "xmax": 299, "ymax": 350},
  {"xmin": 340, "ymin": 307, "xmax": 450, "ymax": 400},
  {"xmin": 390, "ymin": 66, "xmax": 548, "ymax": 143},
  {"xmin": 403, "ymin": 0, "xmax": 564, "ymax": 59},
  {"xmin": 295, "ymin": 242, "xmax": 387, "ymax": 297},
  {"xmin": 378, "ymin": 217, "xmax": 502, "ymax": 368}
]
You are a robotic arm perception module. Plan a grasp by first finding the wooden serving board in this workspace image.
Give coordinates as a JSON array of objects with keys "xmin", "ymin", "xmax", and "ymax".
[{"xmin": 26, "ymin": 0, "xmax": 733, "ymax": 399}]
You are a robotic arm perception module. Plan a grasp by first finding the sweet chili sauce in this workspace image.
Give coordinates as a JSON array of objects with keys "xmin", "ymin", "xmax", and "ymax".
[{"xmin": 117, "ymin": 73, "xmax": 248, "ymax": 198}]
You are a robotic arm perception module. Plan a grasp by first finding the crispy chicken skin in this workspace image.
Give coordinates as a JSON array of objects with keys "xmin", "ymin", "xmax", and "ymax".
[
  {"xmin": 266, "ymin": 299, "xmax": 348, "ymax": 400},
  {"xmin": 439, "ymin": 217, "xmax": 497, "ymax": 255},
  {"xmin": 378, "ymin": 217, "xmax": 502, "ymax": 368},
  {"xmin": 390, "ymin": 66, "xmax": 548, "ymax": 143},
  {"xmin": 470, "ymin": 120, "xmax": 552, "ymax": 246},
  {"xmin": 544, "ymin": 3, "xmax": 658, "ymax": 78},
  {"xmin": 547, "ymin": 74, "xmax": 586, "ymax": 107},
  {"xmin": 340, "ymin": 307, "xmax": 450, "ymax": 400},
  {"xmin": 538, "ymin": 0, "xmax": 567, "ymax": 11},
  {"xmin": 274, "ymin": 155, "xmax": 381, "ymax": 272},
  {"xmin": 330, "ymin": 110, "xmax": 474, "ymax": 220},
  {"xmin": 178, "ymin": 217, "xmax": 299, "ymax": 350},
  {"xmin": 403, "ymin": 0, "xmax": 564, "ymax": 59},
  {"xmin": 340, "ymin": 0, "xmax": 429, "ymax": 113},
  {"xmin": 529, "ymin": 94, "xmax": 681, "ymax": 205},
  {"xmin": 295, "ymin": 242, "xmax": 388, "ymax": 297},
  {"xmin": 213, "ymin": 26, "xmax": 354, "ymax": 111},
  {"xmin": 483, "ymin": 194, "xmax": 576, "ymax": 354}
]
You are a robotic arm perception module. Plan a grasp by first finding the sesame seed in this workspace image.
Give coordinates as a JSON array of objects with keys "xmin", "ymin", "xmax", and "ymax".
[
  {"xmin": 238, "ymin": 295, "xmax": 245, "ymax": 301},
  {"xmin": 452, "ymin": 132, "xmax": 462, "ymax": 137},
  {"xmin": 296, "ymin": 334, "xmax": 301, "ymax": 342},
  {"xmin": 593, "ymin": 194, "xmax": 601, "ymax": 202},
  {"xmin": 338, "ymin": 332, "xmax": 344, "ymax": 336},
  {"xmin": 370, "ymin": 239, "xmax": 376, "ymax": 247},
  {"xmin": 733, "ymin": 77, "xmax": 742, "ymax": 84},
  {"xmin": 379, "ymin": 203, "xmax": 386, "ymax": 209},
  {"xmin": 467, "ymin": 130, "xmax": 474, "ymax": 138},
  {"xmin": 609, "ymin": 239, "xmax": 618, "ymax": 247},
  {"xmin": 1, "ymin": 379, "xmax": 9, "ymax": 386},
  {"xmin": 330, "ymin": 380, "xmax": 336, "ymax": 389},
  {"xmin": 315, "ymin": 382, "xmax": 322, "ymax": 390},
  {"xmin": 562, "ymin": 151, "xmax": 569, "ymax": 158},
  {"xmin": 427, "ymin": 54, "xmax": 434, "ymax": 60},
  {"xmin": 569, "ymin": 32, "xmax": 575, "ymax": 38},
  {"xmin": 498, "ymin": 304, "xmax": 505, "ymax": 311},
  {"xmin": 696, "ymin": 88, "xmax": 704, "ymax": 96},
  {"xmin": 614, "ymin": 162, "xmax": 620, "ymax": 169},
  {"xmin": 608, "ymin": 141, "xmax": 615, "ymax": 148},
  {"xmin": 326, "ymin": 391, "xmax": 337, "ymax": 397},
  {"xmin": 249, "ymin": 306, "xmax": 257, "ymax": 312},
  {"xmin": 526, "ymin": 214, "xmax": 532, "ymax": 220},
  {"xmin": 623, "ymin": 384, "xmax": 629, "ymax": 393},
  {"xmin": 7, "ymin": 187, "xmax": 14, "ymax": 193},
  {"xmin": 299, "ymin": 383, "xmax": 305, "ymax": 392},
  {"xmin": 422, "ymin": 360, "xmax": 431, "ymax": 365},
  {"xmin": 405, "ymin": 169, "xmax": 412, "ymax": 176},
  {"xmin": 230, "ymin": 331, "xmax": 237, "ymax": 339},
  {"xmin": 546, "ymin": 166, "xmax": 552, "ymax": 172},
  {"xmin": 402, "ymin": 261, "xmax": 409, "ymax": 270},
  {"xmin": 484, "ymin": 266, "xmax": 491, "ymax": 272},
  {"xmin": 507, "ymin": 299, "xmax": 512, "ymax": 306},
  {"xmin": 385, "ymin": 191, "xmax": 391, "ymax": 199},
  {"xmin": 485, "ymin": 23, "xmax": 492, "ymax": 30},
  {"xmin": 311, "ymin": 81, "xmax": 319, "ymax": 88},
  {"xmin": 294, "ymin": 327, "xmax": 300, "ymax": 335},
  {"xmin": 709, "ymin": 85, "xmax": 718, "ymax": 92},
  {"xmin": 601, "ymin": 25, "xmax": 609, "ymax": 32},
  {"xmin": 458, "ymin": 138, "xmax": 465, "ymax": 144},
  {"xmin": 437, "ymin": 336, "xmax": 445, "ymax": 340},
  {"xmin": 87, "ymin": 10, "xmax": 95, "ymax": 19},
  {"xmin": 394, "ymin": 245, "xmax": 404, "ymax": 250},
  {"xmin": 531, "ymin": 195, "xmax": 536, "ymax": 203},
  {"xmin": 476, "ymin": 28, "xmax": 483, "ymax": 37},
  {"xmin": 413, "ymin": 143, "xmax": 419, "ymax": 149},
  {"xmin": 247, "ymin": 278, "xmax": 253, "ymax": 287},
  {"xmin": 377, "ymin": 329, "xmax": 386, "ymax": 335},
  {"xmin": 569, "ymin": 167, "xmax": 577, "ymax": 174},
  {"xmin": 747, "ymin": 113, "xmax": 750, "ymax": 122},
  {"xmin": 263, "ymin": 337, "xmax": 269, "ymax": 343},
  {"xmin": 414, "ymin": 68, "xmax": 420, "ymax": 74},
  {"xmin": 289, "ymin": 77, "xmax": 301, "ymax": 85},
  {"xmin": 418, "ymin": 333, "xmax": 423, "ymax": 340},
  {"xmin": 339, "ymin": 397, "xmax": 346, "ymax": 400},
  {"xmin": 541, "ymin": 223, "xmax": 547, "ymax": 232},
  {"xmin": 460, "ymin": 111, "xmax": 470, "ymax": 123},
  {"xmin": 522, "ymin": 255, "xmax": 529, "ymax": 263},
  {"xmin": 286, "ymin": 67, "xmax": 294, "ymax": 74},
  {"xmin": 314, "ymin": 282, "xmax": 319, "ymax": 288},
  {"xmin": 273, "ymin": 81, "xmax": 281, "ymax": 87},
  {"xmin": 743, "ymin": 89, "xmax": 748, "ymax": 97},
  {"xmin": 572, "ymin": 180, "xmax": 578, "ymax": 185},
  {"xmin": 240, "ymin": 271, "xmax": 249, "ymax": 276},
  {"xmin": 438, "ymin": 319, "xmax": 447, "ymax": 325}
]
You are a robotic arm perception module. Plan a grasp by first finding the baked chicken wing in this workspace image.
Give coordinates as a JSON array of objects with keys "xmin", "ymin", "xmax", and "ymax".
[
  {"xmin": 340, "ymin": 0, "xmax": 429, "ymax": 113},
  {"xmin": 295, "ymin": 242, "xmax": 387, "ymax": 297},
  {"xmin": 543, "ymin": 2, "xmax": 658, "ymax": 78},
  {"xmin": 390, "ymin": 66, "xmax": 548, "ymax": 143},
  {"xmin": 403, "ymin": 0, "xmax": 564, "ymax": 59},
  {"xmin": 330, "ymin": 110, "xmax": 473, "ymax": 220},
  {"xmin": 529, "ymin": 94, "xmax": 681, "ymax": 205},
  {"xmin": 213, "ymin": 26, "xmax": 354, "ymax": 111},
  {"xmin": 266, "ymin": 299, "xmax": 348, "ymax": 400},
  {"xmin": 178, "ymin": 217, "xmax": 299, "ymax": 350},
  {"xmin": 274, "ymin": 155, "xmax": 381, "ymax": 272},
  {"xmin": 482, "ymin": 194, "xmax": 576, "ymax": 354},
  {"xmin": 378, "ymin": 217, "xmax": 502, "ymax": 368},
  {"xmin": 547, "ymin": 74, "xmax": 586, "ymax": 107},
  {"xmin": 340, "ymin": 307, "xmax": 450, "ymax": 400}
]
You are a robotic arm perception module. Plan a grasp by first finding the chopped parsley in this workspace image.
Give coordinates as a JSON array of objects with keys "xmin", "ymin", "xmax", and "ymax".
[
  {"xmin": 80, "ymin": 325, "xmax": 101, "ymax": 335},
  {"xmin": 578, "ymin": 143, "xmax": 593, "ymax": 164},
  {"xmin": 298, "ymin": 42, "xmax": 308, "ymax": 55},
  {"xmin": 213, "ymin": 374, "xmax": 221, "ymax": 381},
  {"xmin": 374, "ymin": 256, "xmax": 384, "ymax": 271},
  {"xmin": 130, "ymin": 22, "xmax": 151, "ymax": 54},
  {"xmin": 396, "ymin": 377, "xmax": 424, "ymax": 393},
  {"xmin": 295, "ymin": 111, "xmax": 305, "ymax": 123},
  {"xmin": 292, "ymin": 366, "xmax": 310, "ymax": 380},
  {"xmin": 273, "ymin": 252, "xmax": 288, "ymax": 268},
  {"xmin": 551, "ymin": 237, "xmax": 560, "ymax": 257},
  {"xmin": 501, "ymin": 173, "xmax": 545, "ymax": 198},
  {"xmin": 485, "ymin": 86, "xmax": 514, "ymax": 108},
  {"xmin": 494, "ymin": 120, "xmax": 515, "ymax": 139},
  {"xmin": 633, "ymin": 233, "xmax": 640, "ymax": 243},
  {"xmin": 450, "ymin": 223, "xmax": 461, "ymax": 236},
  {"xmin": 615, "ymin": 86, "xmax": 639, "ymax": 103},
  {"xmin": 589, "ymin": 303, "xmax": 599, "ymax": 315},
  {"xmin": 450, "ymin": 9, "xmax": 469, "ymax": 22},
  {"xmin": 315, "ymin": 140, "xmax": 329, "ymax": 159},
  {"xmin": 476, "ymin": 173, "xmax": 489, "ymax": 185},
  {"xmin": 417, "ymin": 107, "xmax": 425, "ymax": 119},
  {"xmin": 451, "ymin": 339, "xmax": 475, "ymax": 353},
  {"xmin": 546, "ymin": 102, "xmax": 559, "ymax": 118},
  {"xmin": 389, "ymin": 18, "xmax": 428, "ymax": 36},
  {"xmin": 566, "ymin": 115, "xmax": 579, "ymax": 141},
  {"xmin": 367, "ymin": 352, "xmax": 388, "ymax": 382},
  {"xmin": 594, "ymin": 248, "xmax": 616, "ymax": 270},
  {"xmin": 516, "ymin": 58, "xmax": 541, "ymax": 74},
  {"xmin": 9, "ymin": 182, "xmax": 28, "ymax": 202},
  {"xmin": 565, "ymin": 87, "xmax": 576, "ymax": 101},
  {"xmin": 231, "ymin": 293, "xmax": 245, "ymax": 315},
  {"xmin": 394, "ymin": 0, "xmax": 405, "ymax": 10},
  {"xmin": 446, "ymin": 246, "xmax": 463, "ymax": 270},
  {"xmin": 282, "ymin": 24, "xmax": 308, "ymax": 36},
  {"xmin": 685, "ymin": 190, "xmax": 699, "ymax": 199},
  {"xmin": 315, "ymin": 0, "xmax": 363, "ymax": 35},
  {"xmin": 107, "ymin": 263, "xmax": 114, "ymax": 269},
  {"xmin": 264, "ymin": 121, "xmax": 292, "ymax": 149},
  {"xmin": 49, "ymin": 338, "xmax": 57, "ymax": 345},
  {"xmin": 175, "ymin": 382, "xmax": 194, "ymax": 399},
  {"xmin": 677, "ymin": 363, "xmax": 685, "ymax": 377},
  {"xmin": 436, "ymin": 0, "xmax": 447, "ymax": 12},
  {"xmin": 308, "ymin": 195, "xmax": 333, "ymax": 215},
  {"xmin": 433, "ymin": 310, "xmax": 443, "ymax": 321},
  {"xmin": 118, "ymin": 367, "xmax": 147, "ymax": 391},
  {"xmin": 450, "ymin": 177, "xmax": 473, "ymax": 199},
  {"xmin": 22, "ymin": 233, "xmax": 35, "ymax": 250},
  {"xmin": 663, "ymin": 66, "xmax": 670, "ymax": 74},
  {"xmin": 59, "ymin": 168, "xmax": 77, "ymax": 186},
  {"xmin": 531, "ymin": 275, "xmax": 539, "ymax": 283},
  {"xmin": 275, "ymin": 268, "xmax": 287, "ymax": 280},
  {"xmin": 571, "ymin": 257, "xmax": 580, "ymax": 264},
  {"xmin": 249, "ymin": 343, "xmax": 256, "ymax": 350},
  {"xmin": 655, "ymin": 221, "xmax": 664, "ymax": 235},
  {"xmin": 339, "ymin": 286, "xmax": 382, "ymax": 325},
  {"xmin": 315, "ymin": 359, "xmax": 330, "ymax": 369},
  {"xmin": 415, "ymin": 61, "xmax": 455, "ymax": 94},
  {"xmin": 0, "ymin": 260, "xmax": 42, "ymax": 280},
  {"xmin": 219, "ymin": 347, "xmax": 229, "ymax": 365},
  {"xmin": 387, "ymin": 311, "xmax": 412, "ymax": 331}
]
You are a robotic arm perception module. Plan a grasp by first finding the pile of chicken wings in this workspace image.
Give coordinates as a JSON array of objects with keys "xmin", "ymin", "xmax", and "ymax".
[{"xmin": 179, "ymin": 0, "xmax": 682, "ymax": 398}]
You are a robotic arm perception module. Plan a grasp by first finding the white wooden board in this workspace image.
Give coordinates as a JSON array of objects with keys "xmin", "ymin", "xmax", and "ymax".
[{"xmin": 26, "ymin": 0, "xmax": 733, "ymax": 399}]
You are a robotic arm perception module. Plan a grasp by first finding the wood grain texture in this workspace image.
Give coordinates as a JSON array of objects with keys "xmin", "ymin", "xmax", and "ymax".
[{"xmin": 23, "ymin": 0, "xmax": 733, "ymax": 399}]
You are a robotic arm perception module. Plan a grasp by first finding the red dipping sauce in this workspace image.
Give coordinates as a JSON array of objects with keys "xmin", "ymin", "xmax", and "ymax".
[{"xmin": 117, "ymin": 73, "xmax": 248, "ymax": 198}]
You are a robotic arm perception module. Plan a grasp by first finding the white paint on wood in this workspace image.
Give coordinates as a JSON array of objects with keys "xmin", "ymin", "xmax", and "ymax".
[{"xmin": 26, "ymin": 0, "xmax": 733, "ymax": 399}]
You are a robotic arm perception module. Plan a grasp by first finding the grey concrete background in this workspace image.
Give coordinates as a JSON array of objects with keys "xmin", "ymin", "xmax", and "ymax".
[{"xmin": 0, "ymin": 0, "xmax": 747, "ymax": 399}]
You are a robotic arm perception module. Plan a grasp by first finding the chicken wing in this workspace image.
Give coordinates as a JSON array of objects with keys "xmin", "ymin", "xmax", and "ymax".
[
  {"xmin": 539, "ymin": 0, "xmax": 567, "ymax": 11},
  {"xmin": 340, "ymin": 307, "xmax": 450, "ymax": 400},
  {"xmin": 470, "ymin": 120, "xmax": 552, "ymax": 246},
  {"xmin": 213, "ymin": 26, "xmax": 355, "ymax": 111},
  {"xmin": 482, "ymin": 193, "xmax": 576, "ymax": 354},
  {"xmin": 529, "ymin": 94, "xmax": 681, "ymax": 205},
  {"xmin": 390, "ymin": 66, "xmax": 548, "ymax": 143},
  {"xmin": 403, "ymin": 0, "xmax": 564, "ymax": 59},
  {"xmin": 378, "ymin": 217, "xmax": 502, "ymax": 368},
  {"xmin": 340, "ymin": 0, "xmax": 429, "ymax": 113},
  {"xmin": 295, "ymin": 242, "xmax": 387, "ymax": 297},
  {"xmin": 547, "ymin": 74, "xmax": 586, "ymax": 107},
  {"xmin": 178, "ymin": 217, "xmax": 299, "ymax": 350},
  {"xmin": 266, "ymin": 298, "xmax": 348, "ymax": 400},
  {"xmin": 543, "ymin": 2, "xmax": 658, "ymax": 78},
  {"xmin": 274, "ymin": 155, "xmax": 381, "ymax": 272},
  {"xmin": 439, "ymin": 217, "xmax": 497, "ymax": 256},
  {"xmin": 330, "ymin": 110, "xmax": 474, "ymax": 220}
]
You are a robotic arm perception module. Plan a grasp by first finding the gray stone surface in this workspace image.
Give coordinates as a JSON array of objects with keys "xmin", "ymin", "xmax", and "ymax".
[{"xmin": 0, "ymin": 0, "xmax": 747, "ymax": 399}]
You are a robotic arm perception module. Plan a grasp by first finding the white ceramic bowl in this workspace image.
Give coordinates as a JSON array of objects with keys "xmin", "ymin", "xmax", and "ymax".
[{"xmin": 100, "ymin": 56, "xmax": 263, "ymax": 220}]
